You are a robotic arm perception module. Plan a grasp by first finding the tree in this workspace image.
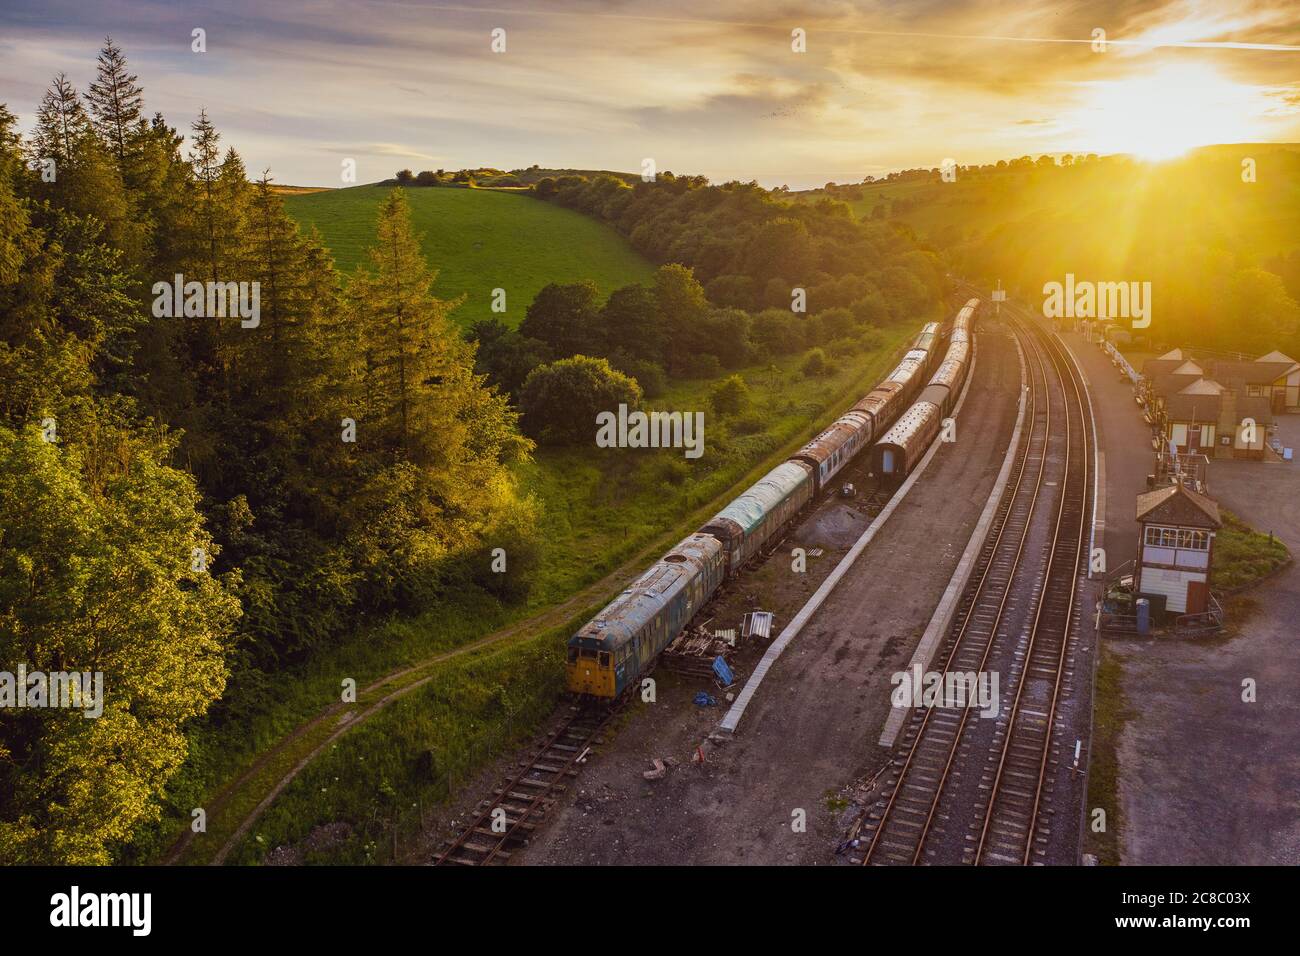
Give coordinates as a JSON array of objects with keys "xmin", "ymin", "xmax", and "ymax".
[
  {"xmin": 708, "ymin": 374, "xmax": 750, "ymax": 415},
  {"xmin": 701, "ymin": 307, "xmax": 753, "ymax": 369},
  {"xmin": 654, "ymin": 264, "xmax": 710, "ymax": 375},
  {"xmin": 0, "ymin": 425, "xmax": 240, "ymax": 864},
  {"xmin": 468, "ymin": 319, "xmax": 550, "ymax": 398},
  {"xmin": 395, "ymin": 168, "xmax": 414, "ymax": 184},
  {"xmin": 599, "ymin": 283, "xmax": 662, "ymax": 364},
  {"xmin": 342, "ymin": 189, "xmax": 533, "ymax": 603},
  {"xmin": 520, "ymin": 355, "xmax": 641, "ymax": 445},
  {"xmin": 518, "ymin": 281, "xmax": 600, "ymax": 359},
  {"xmin": 85, "ymin": 37, "xmax": 143, "ymax": 163},
  {"xmin": 189, "ymin": 109, "xmax": 221, "ymax": 284},
  {"xmin": 31, "ymin": 74, "xmax": 91, "ymax": 169},
  {"xmin": 801, "ymin": 347, "xmax": 829, "ymax": 377},
  {"xmin": 751, "ymin": 308, "xmax": 805, "ymax": 356}
]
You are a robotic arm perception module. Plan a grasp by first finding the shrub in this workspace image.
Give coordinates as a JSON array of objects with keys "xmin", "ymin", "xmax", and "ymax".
[
  {"xmin": 617, "ymin": 358, "xmax": 668, "ymax": 399},
  {"xmin": 519, "ymin": 355, "xmax": 642, "ymax": 445},
  {"xmin": 708, "ymin": 374, "xmax": 750, "ymax": 416},
  {"xmin": 678, "ymin": 352, "xmax": 722, "ymax": 379},
  {"xmin": 751, "ymin": 308, "xmax": 805, "ymax": 356},
  {"xmin": 801, "ymin": 347, "xmax": 829, "ymax": 377}
]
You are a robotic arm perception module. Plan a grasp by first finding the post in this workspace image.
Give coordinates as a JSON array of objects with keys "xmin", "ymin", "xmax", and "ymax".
[{"xmin": 1135, "ymin": 597, "xmax": 1150, "ymax": 635}]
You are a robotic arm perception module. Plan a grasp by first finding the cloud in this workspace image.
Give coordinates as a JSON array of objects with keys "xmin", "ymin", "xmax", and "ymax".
[{"xmin": 0, "ymin": 0, "xmax": 1296, "ymax": 187}]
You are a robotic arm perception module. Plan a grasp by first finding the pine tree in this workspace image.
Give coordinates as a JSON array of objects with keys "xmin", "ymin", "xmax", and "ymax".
[
  {"xmin": 85, "ymin": 36, "xmax": 143, "ymax": 164},
  {"xmin": 188, "ymin": 109, "xmax": 221, "ymax": 284},
  {"xmin": 341, "ymin": 190, "xmax": 532, "ymax": 603},
  {"xmin": 32, "ymin": 74, "xmax": 90, "ymax": 168}
]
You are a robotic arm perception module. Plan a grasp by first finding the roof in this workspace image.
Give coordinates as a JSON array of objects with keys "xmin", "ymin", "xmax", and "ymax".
[
  {"xmin": 573, "ymin": 533, "xmax": 723, "ymax": 647},
  {"xmin": 1157, "ymin": 348, "xmax": 1185, "ymax": 360},
  {"xmin": 1163, "ymin": 393, "xmax": 1217, "ymax": 422},
  {"xmin": 1148, "ymin": 371, "xmax": 1202, "ymax": 398},
  {"xmin": 1164, "ymin": 391, "xmax": 1273, "ymax": 426},
  {"xmin": 1208, "ymin": 359, "xmax": 1294, "ymax": 385},
  {"xmin": 878, "ymin": 400, "xmax": 941, "ymax": 448},
  {"xmin": 1257, "ymin": 350, "xmax": 1297, "ymax": 365},
  {"xmin": 1136, "ymin": 482, "xmax": 1221, "ymax": 528},
  {"xmin": 1178, "ymin": 378, "xmax": 1222, "ymax": 396},
  {"xmin": 708, "ymin": 461, "xmax": 810, "ymax": 535},
  {"xmin": 1142, "ymin": 358, "xmax": 1187, "ymax": 381}
]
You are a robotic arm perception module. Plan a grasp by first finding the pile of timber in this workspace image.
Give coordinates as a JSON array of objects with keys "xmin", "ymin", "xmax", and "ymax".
[{"xmin": 661, "ymin": 625, "xmax": 733, "ymax": 678}]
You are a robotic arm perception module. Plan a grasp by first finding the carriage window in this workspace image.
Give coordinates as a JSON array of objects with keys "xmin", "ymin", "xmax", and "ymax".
[
  {"xmin": 567, "ymin": 646, "xmax": 578, "ymax": 663},
  {"xmin": 599, "ymin": 652, "xmax": 611, "ymax": 667},
  {"xmin": 580, "ymin": 648, "xmax": 597, "ymax": 659}
]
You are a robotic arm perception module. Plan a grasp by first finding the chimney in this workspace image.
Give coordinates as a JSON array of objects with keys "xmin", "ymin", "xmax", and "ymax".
[{"xmin": 1219, "ymin": 387, "xmax": 1238, "ymax": 445}]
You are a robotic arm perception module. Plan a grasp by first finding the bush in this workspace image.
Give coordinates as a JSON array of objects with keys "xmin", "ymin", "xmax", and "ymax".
[
  {"xmin": 850, "ymin": 292, "xmax": 889, "ymax": 326},
  {"xmin": 613, "ymin": 356, "xmax": 667, "ymax": 399},
  {"xmin": 708, "ymin": 374, "xmax": 750, "ymax": 416},
  {"xmin": 829, "ymin": 336, "xmax": 861, "ymax": 357},
  {"xmin": 730, "ymin": 410, "xmax": 767, "ymax": 435},
  {"xmin": 519, "ymin": 355, "xmax": 642, "ymax": 445},
  {"xmin": 653, "ymin": 456, "xmax": 690, "ymax": 486},
  {"xmin": 816, "ymin": 306, "xmax": 856, "ymax": 340},
  {"xmin": 857, "ymin": 327, "xmax": 885, "ymax": 350},
  {"xmin": 751, "ymin": 308, "xmax": 805, "ymax": 356},
  {"xmin": 801, "ymin": 347, "xmax": 829, "ymax": 377},
  {"xmin": 678, "ymin": 353, "xmax": 722, "ymax": 379}
]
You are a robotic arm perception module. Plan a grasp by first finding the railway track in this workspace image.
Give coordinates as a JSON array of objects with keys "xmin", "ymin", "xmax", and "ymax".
[
  {"xmin": 432, "ymin": 701, "xmax": 620, "ymax": 865},
  {"xmin": 854, "ymin": 312, "xmax": 1092, "ymax": 866}
]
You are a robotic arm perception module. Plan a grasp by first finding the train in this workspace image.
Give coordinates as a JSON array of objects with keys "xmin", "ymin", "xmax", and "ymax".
[
  {"xmin": 872, "ymin": 299, "xmax": 979, "ymax": 480},
  {"xmin": 566, "ymin": 300, "xmax": 981, "ymax": 699}
]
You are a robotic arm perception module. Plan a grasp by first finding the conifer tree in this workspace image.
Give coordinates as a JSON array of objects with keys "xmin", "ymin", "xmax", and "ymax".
[
  {"xmin": 85, "ymin": 36, "xmax": 143, "ymax": 164},
  {"xmin": 188, "ymin": 109, "xmax": 221, "ymax": 284},
  {"xmin": 32, "ymin": 74, "xmax": 90, "ymax": 169}
]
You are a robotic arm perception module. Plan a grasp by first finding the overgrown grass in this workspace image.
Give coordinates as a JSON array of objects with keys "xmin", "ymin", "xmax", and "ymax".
[
  {"xmin": 1084, "ymin": 645, "xmax": 1132, "ymax": 866},
  {"xmin": 227, "ymin": 615, "xmax": 579, "ymax": 865},
  {"xmin": 285, "ymin": 184, "xmax": 656, "ymax": 329},
  {"xmin": 1213, "ymin": 510, "xmax": 1292, "ymax": 591}
]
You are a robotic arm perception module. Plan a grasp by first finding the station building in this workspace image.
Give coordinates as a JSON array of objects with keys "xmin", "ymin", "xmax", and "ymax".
[
  {"xmin": 1140, "ymin": 349, "xmax": 1282, "ymax": 459},
  {"xmin": 1134, "ymin": 481, "xmax": 1222, "ymax": 615}
]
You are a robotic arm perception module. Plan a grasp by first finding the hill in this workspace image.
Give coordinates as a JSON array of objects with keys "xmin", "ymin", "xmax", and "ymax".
[
  {"xmin": 285, "ymin": 184, "xmax": 656, "ymax": 328},
  {"xmin": 793, "ymin": 145, "xmax": 1300, "ymax": 355}
]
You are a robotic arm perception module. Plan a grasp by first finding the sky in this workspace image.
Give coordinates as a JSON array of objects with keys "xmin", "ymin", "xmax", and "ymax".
[{"xmin": 1, "ymin": 0, "xmax": 1298, "ymax": 189}]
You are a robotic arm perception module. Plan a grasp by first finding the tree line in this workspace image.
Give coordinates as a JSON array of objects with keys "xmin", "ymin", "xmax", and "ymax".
[
  {"xmin": 0, "ymin": 40, "xmax": 533, "ymax": 863},
  {"xmin": 465, "ymin": 170, "xmax": 945, "ymax": 446}
]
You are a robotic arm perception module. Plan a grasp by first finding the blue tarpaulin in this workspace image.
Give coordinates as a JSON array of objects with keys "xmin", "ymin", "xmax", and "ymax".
[
  {"xmin": 694, "ymin": 692, "xmax": 716, "ymax": 707},
  {"xmin": 712, "ymin": 656, "xmax": 735, "ymax": 687}
]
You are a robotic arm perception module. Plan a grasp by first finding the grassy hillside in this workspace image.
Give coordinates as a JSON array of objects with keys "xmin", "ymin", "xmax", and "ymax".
[{"xmin": 285, "ymin": 184, "xmax": 656, "ymax": 329}]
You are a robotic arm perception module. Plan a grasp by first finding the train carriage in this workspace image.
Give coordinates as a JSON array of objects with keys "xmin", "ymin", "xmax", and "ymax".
[
  {"xmin": 699, "ymin": 460, "xmax": 814, "ymax": 575},
  {"xmin": 852, "ymin": 380, "xmax": 906, "ymax": 427},
  {"xmin": 885, "ymin": 350, "xmax": 931, "ymax": 405},
  {"xmin": 927, "ymin": 358, "xmax": 965, "ymax": 415},
  {"xmin": 790, "ymin": 410, "xmax": 873, "ymax": 493},
  {"xmin": 566, "ymin": 533, "xmax": 725, "ymax": 698},
  {"xmin": 872, "ymin": 389, "xmax": 946, "ymax": 480}
]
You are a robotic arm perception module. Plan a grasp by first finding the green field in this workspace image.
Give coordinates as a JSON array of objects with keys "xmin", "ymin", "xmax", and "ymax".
[{"xmin": 285, "ymin": 184, "xmax": 656, "ymax": 329}]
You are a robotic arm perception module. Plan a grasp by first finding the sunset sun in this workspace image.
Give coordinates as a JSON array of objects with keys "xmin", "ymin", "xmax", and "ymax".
[{"xmin": 1069, "ymin": 64, "xmax": 1265, "ymax": 160}]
